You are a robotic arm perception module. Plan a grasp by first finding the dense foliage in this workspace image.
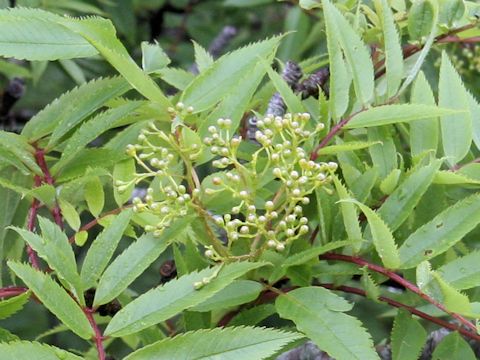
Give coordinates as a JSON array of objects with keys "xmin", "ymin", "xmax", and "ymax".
[{"xmin": 0, "ymin": 0, "xmax": 480, "ymax": 359}]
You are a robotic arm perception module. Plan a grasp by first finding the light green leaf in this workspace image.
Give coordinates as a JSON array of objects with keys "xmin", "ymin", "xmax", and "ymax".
[
  {"xmin": 261, "ymin": 58, "xmax": 304, "ymax": 114},
  {"xmin": 410, "ymin": 71, "xmax": 439, "ymax": 157},
  {"xmin": 439, "ymin": 51, "xmax": 472, "ymax": 167},
  {"xmin": 0, "ymin": 291, "xmax": 29, "ymax": 320},
  {"xmin": 467, "ymin": 88, "xmax": 480, "ymax": 152},
  {"xmin": 141, "ymin": 41, "xmax": 170, "ymax": 73},
  {"xmin": 9, "ymin": 217, "xmax": 83, "ymax": 301},
  {"xmin": 191, "ymin": 280, "xmax": 263, "ymax": 312},
  {"xmin": 94, "ymin": 216, "xmax": 193, "ymax": 306},
  {"xmin": 361, "ymin": 268, "xmax": 380, "ymax": 302},
  {"xmin": 59, "ymin": 59, "xmax": 86, "ymax": 85},
  {"xmin": 192, "ymin": 40, "xmax": 213, "ymax": 73},
  {"xmin": 283, "ymin": 241, "xmax": 351, "ymax": 268},
  {"xmin": 431, "ymin": 272, "xmax": 471, "ymax": 314},
  {"xmin": 0, "ymin": 8, "xmax": 97, "ymax": 61},
  {"xmin": 8, "ymin": 262, "xmax": 93, "ymax": 339},
  {"xmin": 346, "ymin": 200, "xmax": 400, "ymax": 269},
  {"xmin": 438, "ymin": 251, "xmax": 480, "ymax": 290},
  {"xmin": 158, "ymin": 67, "xmax": 195, "ymax": 91},
  {"xmin": 391, "ymin": 310, "xmax": 427, "ymax": 360},
  {"xmin": 0, "ymin": 341, "xmax": 83, "ymax": 360},
  {"xmin": 377, "ymin": 0, "xmax": 404, "ymax": 97},
  {"xmin": 378, "ymin": 160, "xmax": 442, "ymax": 231},
  {"xmin": 58, "ymin": 198, "xmax": 81, "ymax": 231},
  {"xmin": 0, "ymin": 131, "xmax": 40, "ymax": 175},
  {"xmin": 105, "ymin": 262, "xmax": 268, "ymax": 337},
  {"xmin": 80, "ymin": 209, "xmax": 133, "ymax": 289},
  {"xmin": 399, "ymin": 193, "xmax": 480, "ymax": 268},
  {"xmin": 57, "ymin": 16, "xmax": 171, "ymax": 107},
  {"xmin": 24, "ymin": 76, "xmax": 130, "ymax": 145},
  {"xmin": 368, "ymin": 127, "xmax": 397, "ymax": 179},
  {"xmin": 276, "ymin": 287, "xmax": 379, "ymax": 360},
  {"xmin": 433, "ymin": 170, "xmax": 480, "ymax": 185},
  {"xmin": 113, "ymin": 158, "xmax": 136, "ymax": 206},
  {"xmin": 181, "ymin": 35, "xmax": 282, "ymax": 112},
  {"xmin": 332, "ymin": 176, "xmax": 363, "ymax": 252},
  {"xmin": 346, "ymin": 104, "xmax": 461, "ymax": 129},
  {"xmin": 53, "ymin": 101, "xmax": 143, "ymax": 171},
  {"xmin": 379, "ymin": 169, "xmax": 401, "ymax": 195},
  {"xmin": 123, "ymin": 326, "xmax": 301, "ymax": 360},
  {"xmin": 408, "ymin": 0, "xmax": 436, "ymax": 42},
  {"xmin": 431, "ymin": 332, "xmax": 476, "ymax": 360},
  {"xmin": 323, "ymin": 0, "xmax": 374, "ymax": 105},
  {"xmin": 323, "ymin": 0, "xmax": 351, "ymax": 119},
  {"xmin": 84, "ymin": 176, "xmax": 104, "ymax": 217},
  {"xmin": 317, "ymin": 141, "xmax": 381, "ymax": 156}
]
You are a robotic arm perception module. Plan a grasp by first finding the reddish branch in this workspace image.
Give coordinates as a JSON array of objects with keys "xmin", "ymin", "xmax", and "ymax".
[
  {"xmin": 319, "ymin": 283, "xmax": 480, "ymax": 342},
  {"xmin": 84, "ymin": 308, "xmax": 106, "ymax": 360},
  {"xmin": 25, "ymin": 175, "xmax": 42, "ymax": 269},
  {"xmin": 320, "ymin": 253, "xmax": 478, "ymax": 334},
  {"xmin": 34, "ymin": 147, "xmax": 63, "ymax": 229},
  {"xmin": 0, "ymin": 286, "xmax": 28, "ymax": 299}
]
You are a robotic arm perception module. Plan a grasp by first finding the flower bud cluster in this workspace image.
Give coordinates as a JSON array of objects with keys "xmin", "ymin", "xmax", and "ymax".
[
  {"xmin": 202, "ymin": 113, "xmax": 337, "ymax": 252},
  {"xmin": 119, "ymin": 106, "xmax": 197, "ymax": 237}
]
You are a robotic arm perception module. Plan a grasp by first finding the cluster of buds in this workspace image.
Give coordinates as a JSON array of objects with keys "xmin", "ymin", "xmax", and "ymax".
[
  {"xmin": 202, "ymin": 113, "xmax": 337, "ymax": 253},
  {"xmin": 118, "ymin": 106, "xmax": 197, "ymax": 237}
]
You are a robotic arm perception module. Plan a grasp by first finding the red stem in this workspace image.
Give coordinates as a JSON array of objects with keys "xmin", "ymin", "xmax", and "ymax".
[
  {"xmin": 84, "ymin": 308, "xmax": 106, "ymax": 360},
  {"xmin": 26, "ymin": 175, "xmax": 42, "ymax": 269},
  {"xmin": 320, "ymin": 253, "xmax": 478, "ymax": 334},
  {"xmin": 0, "ymin": 286, "xmax": 28, "ymax": 299},
  {"xmin": 34, "ymin": 148, "xmax": 63, "ymax": 229},
  {"xmin": 319, "ymin": 283, "xmax": 480, "ymax": 342}
]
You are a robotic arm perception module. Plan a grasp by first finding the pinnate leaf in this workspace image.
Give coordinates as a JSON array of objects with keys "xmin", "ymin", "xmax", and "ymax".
[
  {"xmin": 276, "ymin": 287, "xmax": 379, "ymax": 360},
  {"xmin": 123, "ymin": 326, "xmax": 302, "ymax": 360},
  {"xmin": 105, "ymin": 261, "xmax": 267, "ymax": 337},
  {"xmin": 0, "ymin": 341, "xmax": 83, "ymax": 360},
  {"xmin": 7, "ymin": 262, "xmax": 93, "ymax": 339}
]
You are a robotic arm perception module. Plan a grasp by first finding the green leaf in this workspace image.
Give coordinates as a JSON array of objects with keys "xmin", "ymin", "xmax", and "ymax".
[
  {"xmin": 346, "ymin": 200, "xmax": 400, "ymax": 269},
  {"xmin": 0, "ymin": 327, "xmax": 19, "ymax": 342},
  {"xmin": 399, "ymin": 193, "xmax": 480, "ymax": 268},
  {"xmin": 113, "ymin": 158, "xmax": 136, "ymax": 206},
  {"xmin": 58, "ymin": 198, "xmax": 81, "ymax": 231},
  {"xmin": 22, "ymin": 76, "xmax": 130, "ymax": 145},
  {"xmin": 0, "ymin": 8, "xmax": 97, "ymax": 61},
  {"xmin": 80, "ymin": 209, "xmax": 133, "ymax": 289},
  {"xmin": 439, "ymin": 51, "xmax": 472, "ymax": 167},
  {"xmin": 8, "ymin": 262, "xmax": 93, "ymax": 339},
  {"xmin": 377, "ymin": 0, "xmax": 404, "ymax": 97},
  {"xmin": 94, "ymin": 216, "xmax": 193, "ymax": 306},
  {"xmin": 346, "ymin": 104, "xmax": 461, "ymax": 129},
  {"xmin": 123, "ymin": 326, "xmax": 302, "ymax": 360},
  {"xmin": 191, "ymin": 280, "xmax": 262, "ymax": 312},
  {"xmin": 0, "ymin": 291, "xmax": 29, "ymax": 320},
  {"xmin": 433, "ymin": 170, "xmax": 480, "ymax": 185},
  {"xmin": 361, "ymin": 268, "xmax": 380, "ymax": 302},
  {"xmin": 368, "ymin": 127, "xmax": 397, "ymax": 179},
  {"xmin": 431, "ymin": 271, "xmax": 471, "ymax": 314},
  {"xmin": 181, "ymin": 35, "xmax": 282, "ymax": 112},
  {"xmin": 468, "ymin": 91, "xmax": 480, "ymax": 151},
  {"xmin": 84, "ymin": 176, "xmax": 104, "ymax": 217},
  {"xmin": 276, "ymin": 287, "xmax": 379, "ymax": 360},
  {"xmin": 283, "ymin": 241, "xmax": 351, "ymax": 269},
  {"xmin": 53, "ymin": 101, "xmax": 143, "ymax": 171},
  {"xmin": 59, "ymin": 59, "xmax": 86, "ymax": 85},
  {"xmin": 322, "ymin": 0, "xmax": 351, "ymax": 119},
  {"xmin": 323, "ymin": 0, "xmax": 374, "ymax": 105},
  {"xmin": 9, "ymin": 217, "xmax": 83, "ymax": 301},
  {"xmin": 105, "ymin": 262, "xmax": 267, "ymax": 337},
  {"xmin": 0, "ymin": 131, "xmax": 41, "ymax": 175},
  {"xmin": 57, "ymin": 16, "xmax": 171, "ymax": 107},
  {"xmin": 408, "ymin": 0, "xmax": 436, "ymax": 42},
  {"xmin": 378, "ymin": 160, "xmax": 442, "ymax": 231},
  {"xmin": 438, "ymin": 251, "xmax": 480, "ymax": 290},
  {"xmin": 379, "ymin": 169, "xmax": 401, "ymax": 195},
  {"xmin": 0, "ymin": 341, "xmax": 83, "ymax": 360},
  {"xmin": 332, "ymin": 176, "xmax": 363, "ymax": 252},
  {"xmin": 410, "ymin": 71, "xmax": 439, "ymax": 157},
  {"xmin": 431, "ymin": 332, "xmax": 476, "ymax": 360},
  {"xmin": 192, "ymin": 40, "xmax": 213, "ymax": 73},
  {"xmin": 261, "ymin": 58, "xmax": 304, "ymax": 114},
  {"xmin": 141, "ymin": 41, "xmax": 170, "ymax": 73},
  {"xmin": 390, "ymin": 310, "xmax": 427, "ymax": 360},
  {"xmin": 317, "ymin": 141, "xmax": 381, "ymax": 156},
  {"xmin": 229, "ymin": 304, "xmax": 277, "ymax": 327}
]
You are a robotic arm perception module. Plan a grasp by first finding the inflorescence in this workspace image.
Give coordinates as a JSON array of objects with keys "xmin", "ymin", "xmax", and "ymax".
[{"xmin": 116, "ymin": 106, "xmax": 337, "ymax": 260}]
